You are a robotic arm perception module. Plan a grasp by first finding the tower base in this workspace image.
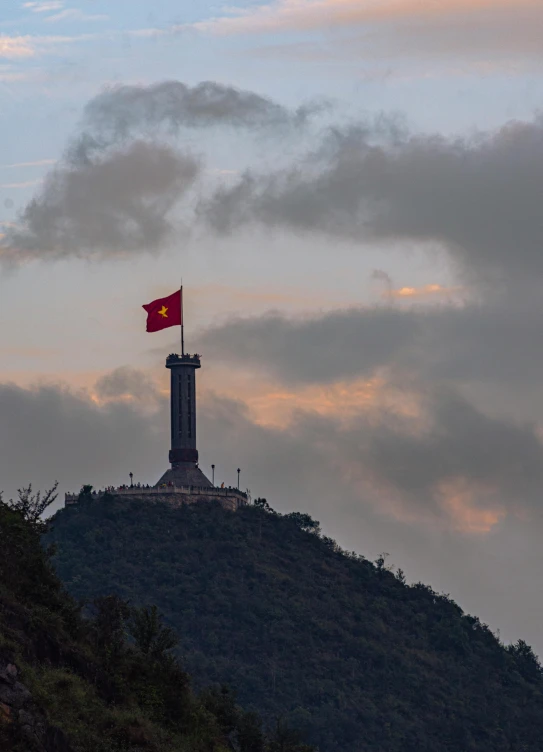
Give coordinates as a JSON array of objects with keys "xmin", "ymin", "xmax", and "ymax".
[{"xmin": 156, "ymin": 463, "xmax": 213, "ymax": 489}]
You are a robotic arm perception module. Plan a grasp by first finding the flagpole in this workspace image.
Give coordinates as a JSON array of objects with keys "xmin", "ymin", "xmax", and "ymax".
[{"xmin": 181, "ymin": 283, "xmax": 184, "ymax": 356}]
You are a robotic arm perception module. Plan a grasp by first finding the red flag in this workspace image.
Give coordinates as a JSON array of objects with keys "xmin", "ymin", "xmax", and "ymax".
[{"xmin": 142, "ymin": 289, "xmax": 182, "ymax": 332}]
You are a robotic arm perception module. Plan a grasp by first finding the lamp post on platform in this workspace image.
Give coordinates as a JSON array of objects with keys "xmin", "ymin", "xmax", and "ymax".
[
  {"xmin": 237, "ymin": 468, "xmax": 241, "ymax": 489},
  {"xmin": 211, "ymin": 464, "xmax": 215, "ymax": 486}
]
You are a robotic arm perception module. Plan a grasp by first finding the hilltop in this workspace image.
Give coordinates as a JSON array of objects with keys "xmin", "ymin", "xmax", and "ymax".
[
  {"xmin": 46, "ymin": 493, "xmax": 543, "ymax": 752},
  {"xmin": 0, "ymin": 490, "xmax": 313, "ymax": 752}
]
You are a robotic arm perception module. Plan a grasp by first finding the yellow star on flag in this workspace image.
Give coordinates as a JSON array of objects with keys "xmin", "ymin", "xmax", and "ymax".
[{"xmin": 158, "ymin": 305, "xmax": 168, "ymax": 318}]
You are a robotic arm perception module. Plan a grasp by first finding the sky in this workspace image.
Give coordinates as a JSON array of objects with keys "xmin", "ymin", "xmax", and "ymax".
[{"xmin": 2, "ymin": 0, "xmax": 543, "ymax": 654}]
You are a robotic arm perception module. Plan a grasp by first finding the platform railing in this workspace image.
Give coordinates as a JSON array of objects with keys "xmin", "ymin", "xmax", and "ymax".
[{"xmin": 65, "ymin": 485, "xmax": 248, "ymax": 504}]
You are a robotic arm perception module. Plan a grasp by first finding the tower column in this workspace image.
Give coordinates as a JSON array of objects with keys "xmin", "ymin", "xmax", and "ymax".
[
  {"xmin": 166, "ymin": 353, "xmax": 200, "ymax": 466},
  {"xmin": 156, "ymin": 353, "xmax": 212, "ymax": 488}
]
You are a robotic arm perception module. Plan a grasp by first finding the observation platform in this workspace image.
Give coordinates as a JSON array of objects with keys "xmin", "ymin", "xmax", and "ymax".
[
  {"xmin": 166, "ymin": 353, "xmax": 201, "ymax": 367},
  {"xmin": 65, "ymin": 484, "xmax": 249, "ymax": 512}
]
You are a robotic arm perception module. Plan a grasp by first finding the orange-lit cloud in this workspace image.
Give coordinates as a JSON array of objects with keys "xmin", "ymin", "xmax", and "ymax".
[
  {"xmin": 225, "ymin": 376, "xmax": 382, "ymax": 428},
  {"xmin": 437, "ymin": 478, "xmax": 506, "ymax": 534},
  {"xmin": 194, "ymin": 0, "xmax": 534, "ymax": 36},
  {"xmin": 0, "ymin": 346, "xmax": 61, "ymax": 359},
  {"xmin": 387, "ymin": 283, "xmax": 465, "ymax": 300},
  {"xmin": 332, "ymin": 457, "xmax": 508, "ymax": 535},
  {"xmin": 0, "ymin": 35, "xmax": 36, "ymax": 59},
  {"xmin": 199, "ymin": 363, "xmax": 428, "ymax": 432}
]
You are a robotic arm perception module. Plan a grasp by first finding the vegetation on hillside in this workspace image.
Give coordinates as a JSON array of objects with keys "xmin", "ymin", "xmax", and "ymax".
[
  {"xmin": 45, "ymin": 493, "xmax": 543, "ymax": 752},
  {"xmin": 0, "ymin": 487, "xmax": 314, "ymax": 752}
]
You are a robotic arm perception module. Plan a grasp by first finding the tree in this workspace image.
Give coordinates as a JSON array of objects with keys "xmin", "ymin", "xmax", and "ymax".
[
  {"xmin": 6, "ymin": 482, "xmax": 58, "ymax": 525},
  {"xmin": 507, "ymin": 639, "xmax": 542, "ymax": 683},
  {"xmin": 238, "ymin": 710, "xmax": 265, "ymax": 752},
  {"xmin": 375, "ymin": 552, "xmax": 390, "ymax": 573},
  {"xmin": 129, "ymin": 605, "xmax": 179, "ymax": 661},
  {"xmin": 91, "ymin": 595, "xmax": 131, "ymax": 671},
  {"xmin": 284, "ymin": 512, "xmax": 321, "ymax": 535},
  {"xmin": 268, "ymin": 718, "xmax": 314, "ymax": 752},
  {"xmin": 254, "ymin": 498, "xmax": 271, "ymax": 511}
]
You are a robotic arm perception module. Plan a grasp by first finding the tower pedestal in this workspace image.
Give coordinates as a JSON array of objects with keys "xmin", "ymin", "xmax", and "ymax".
[{"xmin": 156, "ymin": 463, "xmax": 213, "ymax": 488}]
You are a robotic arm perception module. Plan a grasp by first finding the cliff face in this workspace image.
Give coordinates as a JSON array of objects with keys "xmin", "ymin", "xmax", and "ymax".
[
  {"xmin": 47, "ymin": 496, "xmax": 543, "ymax": 752},
  {"xmin": 0, "ymin": 497, "xmax": 313, "ymax": 752}
]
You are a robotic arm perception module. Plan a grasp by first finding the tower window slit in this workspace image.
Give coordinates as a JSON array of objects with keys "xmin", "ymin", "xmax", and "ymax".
[{"xmin": 178, "ymin": 374, "xmax": 183, "ymax": 435}]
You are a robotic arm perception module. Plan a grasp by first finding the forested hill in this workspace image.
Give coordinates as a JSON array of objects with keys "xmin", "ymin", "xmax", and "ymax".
[
  {"xmin": 47, "ymin": 495, "xmax": 543, "ymax": 752},
  {"xmin": 0, "ymin": 492, "xmax": 313, "ymax": 752}
]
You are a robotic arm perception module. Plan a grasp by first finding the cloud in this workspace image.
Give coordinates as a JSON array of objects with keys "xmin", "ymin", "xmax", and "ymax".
[
  {"xmin": 23, "ymin": 1, "xmax": 64, "ymax": 12},
  {"xmin": 94, "ymin": 366, "xmax": 163, "ymax": 406},
  {"xmin": 1, "ymin": 159, "xmax": 56, "ymax": 169},
  {"xmin": 0, "ymin": 180, "xmax": 43, "ymax": 189},
  {"xmin": 0, "ymin": 80, "xmax": 321, "ymax": 264},
  {"xmin": 193, "ymin": 0, "xmax": 517, "ymax": 35},
  {"xmin": 0, "ymin": 377, "xmax": 167, "ymax": 505},
  {"xmin": 199, "ymin": 382, "xmax": 543, "ymax": 536},
  {"xmin": 199, "ymin": 293, "xmax": 543, "ymax": 393},
  {"xmin": 199, "ymin": 115, "xmax": 543, "ymax": 287},
  {"xmin": 0, "ymin": 32, "xmax": 100, "ymax": 60},
  {"xmin": 1, "ymin": 141, "xmax": 200, "ymax": 262},
  {"xmin": 387, "ymin": 283, "xmax": 464, "ymax": 300},
  {"xmin": 369, "ymin": 271, "xmax": 463, "ymax": 302},
  {"xmin": 1, "ymin": 367, "xmax": 538, "ymax": 536},
  {"xmin": 192, "ymin": 0, "xmax": 543, "ymax": 68},
  {"xmin": 7, "ymin": 81, "xmax": 543, "ymax": 285},
  {"xmin": 0, "ymin": 67, "xmax": 33, "ymax": 83},
  {"xmin": 0, "ymin": 346, "xmax": 59, "ymax": 359},
  {"xmin": 44, "ymin": 9, "xmax": 109, "ymax": 23},
  {"xmin": 82, "ymin": 81, "xmax": 325, "ymax": 143},
  {"xmin": 0, "ymin": 35, "xmax": 36, "ymax": 59},
  {"xmin": 343, "ymin": 384, "xmax": 543, "ymax": 528},
  {"xmin": 371, "ymin": 269, "xmax": 392, "ymax": 286},
  {"xmin": 200, "ymin": 307, "xmax": 418, "ymax": 384}
]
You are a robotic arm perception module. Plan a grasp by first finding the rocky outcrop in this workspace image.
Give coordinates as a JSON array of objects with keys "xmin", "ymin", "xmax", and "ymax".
[{"xmin": 0, "ymin": 656, "xmax": 73, "ymax": 752}]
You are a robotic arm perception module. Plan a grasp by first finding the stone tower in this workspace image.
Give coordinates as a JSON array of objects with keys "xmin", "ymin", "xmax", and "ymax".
[
  {"xmin": 156, "ymin": 352, "xmax": 213, "ymax": 488},
  {"xmin": 64, "ymin": 288, "xmax": 249, "ymax": 510},
  {"xmin": 65, "ymin": 342, "xmax": 248, "ymax": 509}
]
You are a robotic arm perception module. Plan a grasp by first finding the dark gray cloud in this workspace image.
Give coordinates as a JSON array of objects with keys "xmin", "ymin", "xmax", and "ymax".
[
  {"xmin": 371, "ymin": 268, "xmax": 393, "ymax": 295},
  {"xmin": 0, "ymin": 80, "xmax": 322, "ymax": 263},
  {"xmin": 199, "ymin": 116, "xmax": 543, "ymax": 285},
  {"xmin": 5, "ymin": 81, "xmax": 543, "ymax": 278},
  {"xmin": 83, "ymin": 80, "xmax": 325, "ymax": 143},
  {"xmin": 201, "ymin": 385, "xmax": 543, "ymax": 521},
  {"xmin": 0, "ymin": 379, "xmax": 168, "ymax": 505},
  {"xmin": 2, "ymin": 141, "xmax": 199, "ymax": 262},
  {"xmin": 354, "ymin": 385, "xmax": 543, "ymax": 513},
  {"xmin": 199, "ymin": 297, "xmax": 543, "ymax": 390},
  {"xmin": 200, "ymin": 307, "xmax": 418, "ymax": 383},
  {"xmin": 95, "ymin": 366, "xmax": 161, "ymax": 404}
]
